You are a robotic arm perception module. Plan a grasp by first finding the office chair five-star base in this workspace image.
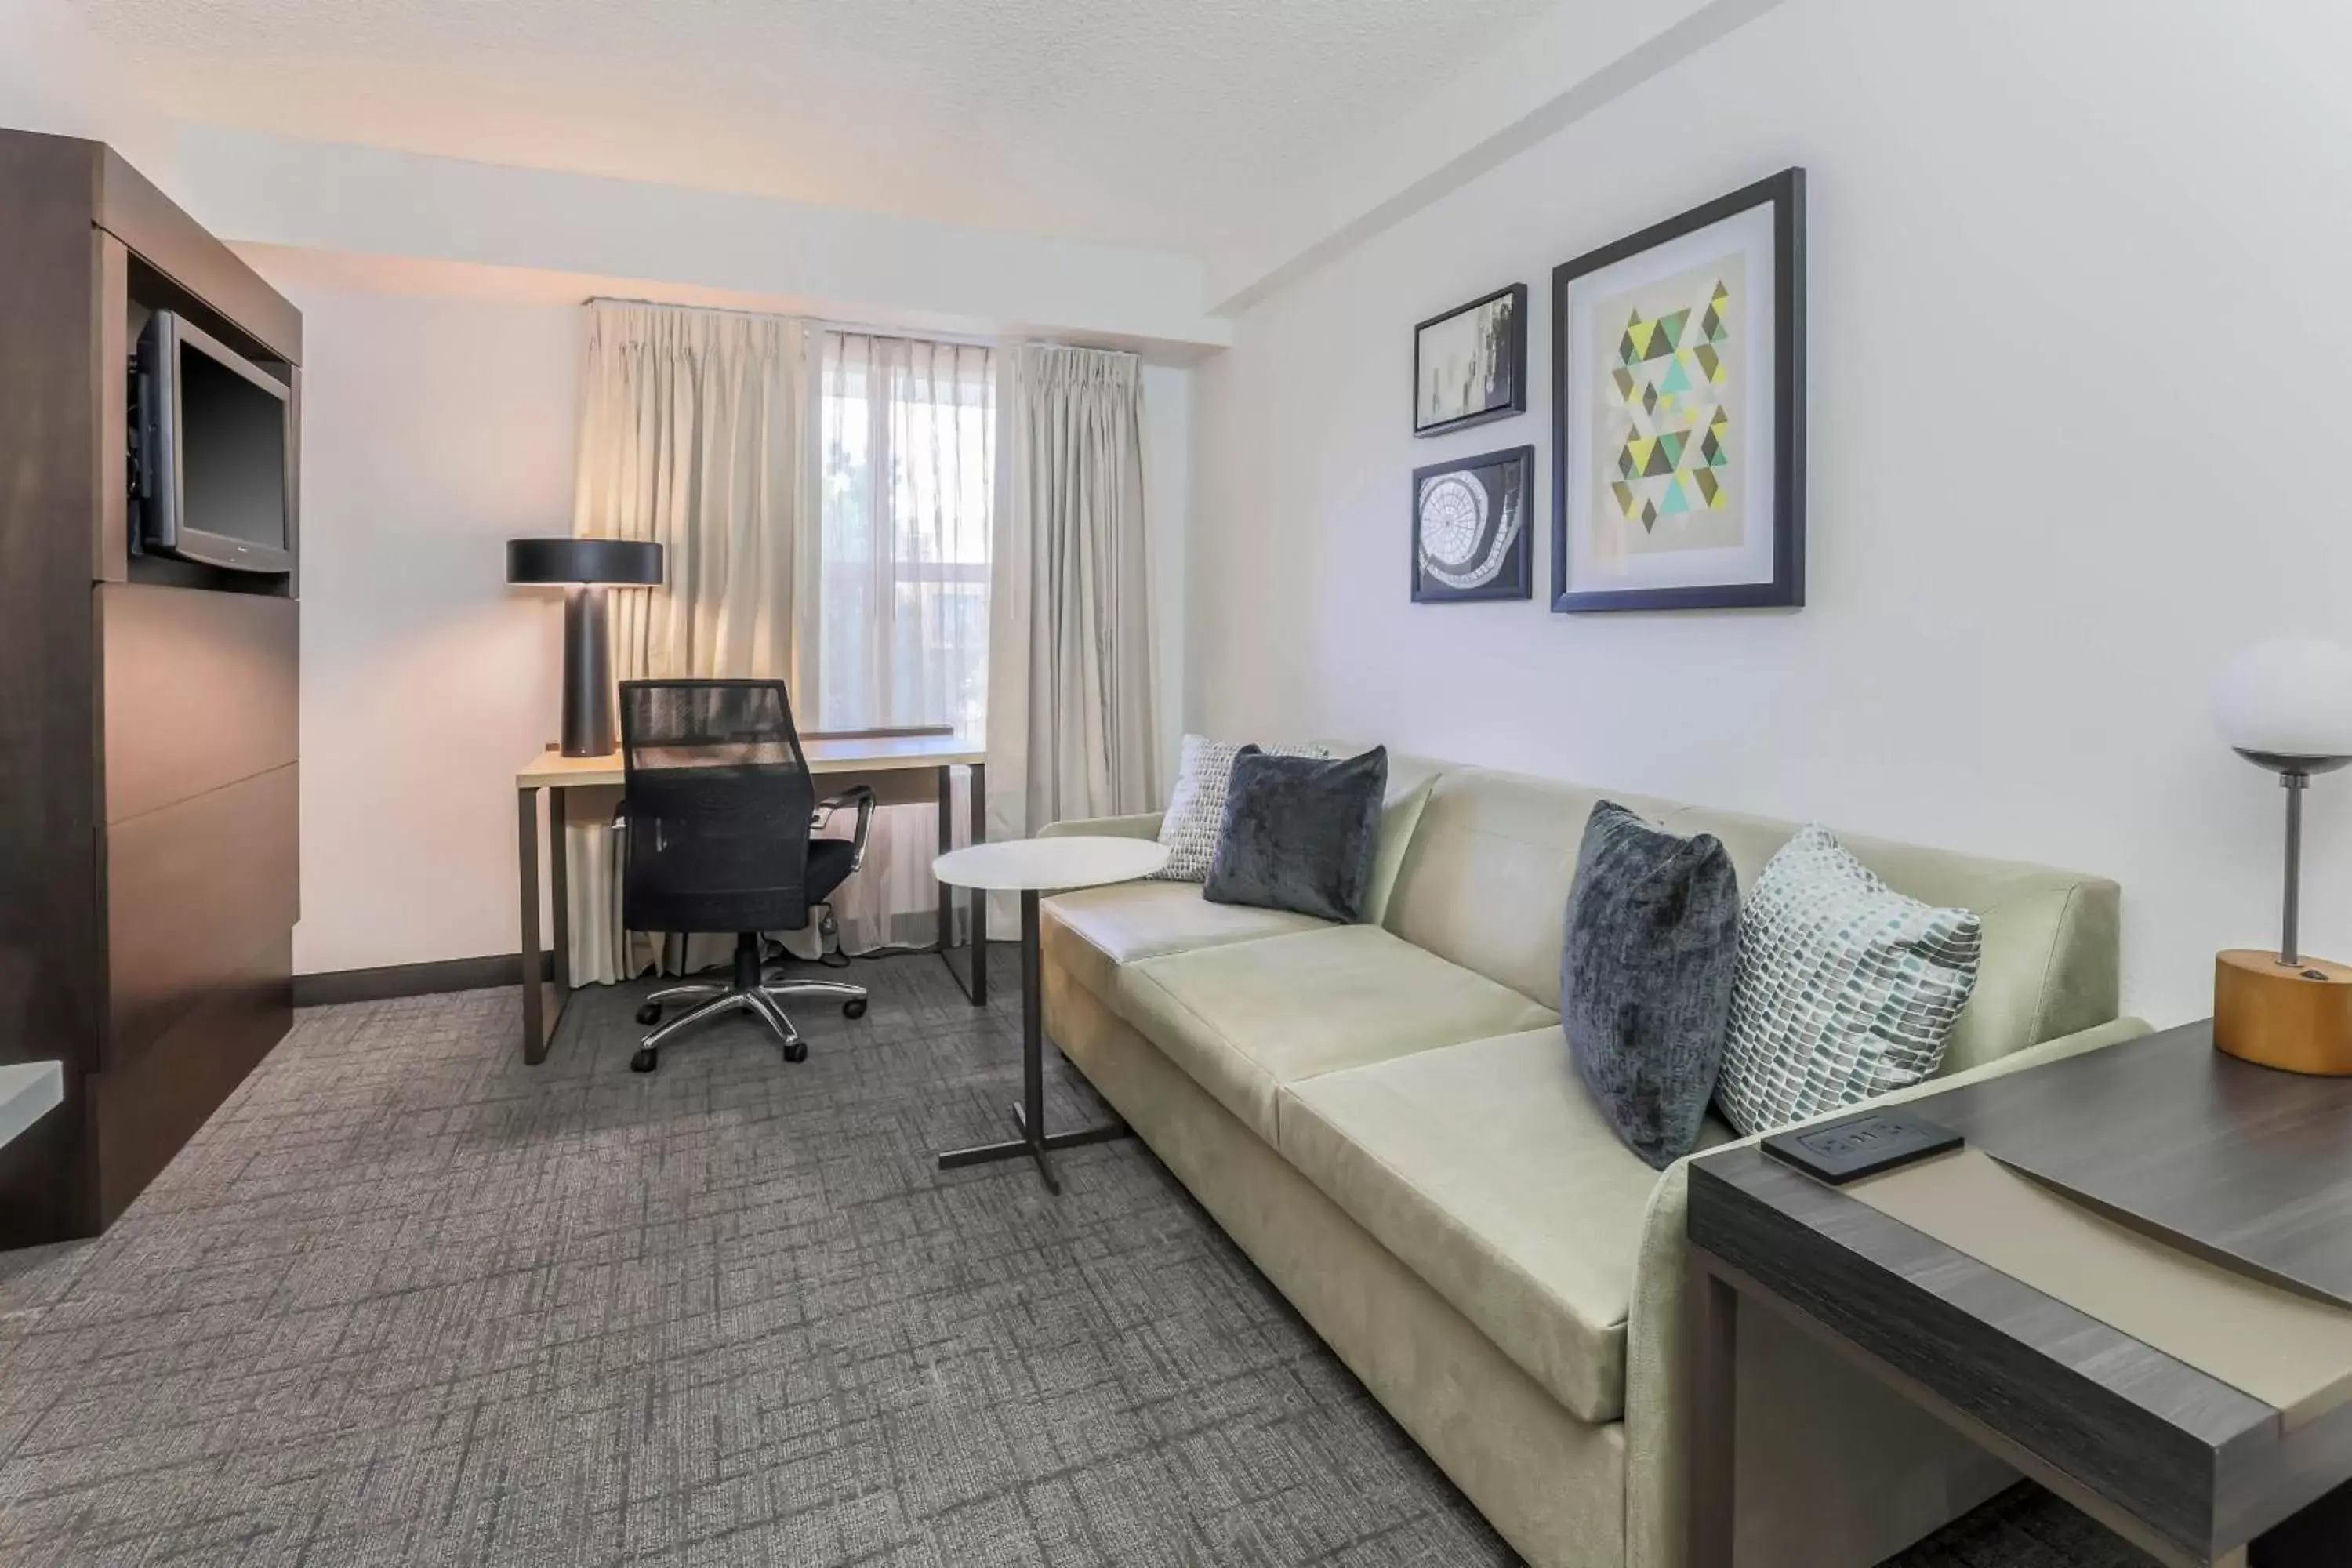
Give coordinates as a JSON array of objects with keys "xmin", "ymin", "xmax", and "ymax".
[{"xmin": 629, "ymin": 931, "xmax": 867, "ymax": 1073}]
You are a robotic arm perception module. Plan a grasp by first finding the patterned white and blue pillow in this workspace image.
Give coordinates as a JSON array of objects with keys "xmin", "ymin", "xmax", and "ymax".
[
  {"xmin": 1154, "ymin": 735, "xmax": 1330, "ymax": 882},
  {"xmin": 1715, "ymin": 824, "xmax": 1982, "ymax": 1136}
]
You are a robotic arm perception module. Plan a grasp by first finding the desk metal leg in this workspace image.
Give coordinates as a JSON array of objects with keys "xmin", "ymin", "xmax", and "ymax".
[
  {"xmin": 938, "ymin": 762, "xmax": 987, "ymax": 1006},
  {"xmin": 518, "ymin": 786, "xmax": 548, "ymax": 1065},
  {"xmin": 548, "ymin": 784, "xmax": 570, "ymax": 995},
  {"xmin": 517, "ymin": 782, "xmax": 575, "ymax": 1065},
  {"xmin": 938, "ymin": 890, "xmax": 1127, "ymax": 1192},
  {"xmin": 1690, "ymin": 1263, "xmax": 1737, "ymax": 1568},
  {"xmin": 967, "ymin": 762, "xmax": 985, "ymax": 1000},
  {"xmin": 935, "ymin": 764, "xmax": 952, "ymax": 958}
]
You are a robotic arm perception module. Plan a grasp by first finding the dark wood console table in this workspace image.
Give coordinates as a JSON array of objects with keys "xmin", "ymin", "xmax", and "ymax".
[{"xmin": 1688, "ymin": 1021, "xmax": 2352, "ymax": 1567}]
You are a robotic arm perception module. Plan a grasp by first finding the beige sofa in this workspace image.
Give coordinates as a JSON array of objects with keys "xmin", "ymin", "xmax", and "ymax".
[{"xmin": 1039, "ymin": 753, "xmax": 2147, "ymax": 1568}]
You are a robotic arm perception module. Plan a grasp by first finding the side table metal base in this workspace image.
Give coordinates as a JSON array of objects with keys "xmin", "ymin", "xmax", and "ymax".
[
  {"xmin": 935, "ymin": 884, "xmax": 1134, "ymax": 1195},
  {"xmin": 937, "ymin": 1104, "xmax": 1131, "ymax": 1196}
]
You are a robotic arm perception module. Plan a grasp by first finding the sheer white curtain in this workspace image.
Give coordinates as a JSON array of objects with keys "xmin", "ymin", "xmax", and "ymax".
[
  {"xmin": 986, "ymin": 343, "xmax": 1159, "ymax": 878},
  {"xmin": 797, "ymin": 332, "xmax": 997, "ymax": 951},
  {"xmin": 564, "ymin": 302, "xmax": 815, "ymax": 982}
]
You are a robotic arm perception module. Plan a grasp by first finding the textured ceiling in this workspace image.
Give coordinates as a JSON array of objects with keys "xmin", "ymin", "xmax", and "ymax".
[{"xmin": 86, "ymin": 0, "xmax": 1566, "ymax": 256}]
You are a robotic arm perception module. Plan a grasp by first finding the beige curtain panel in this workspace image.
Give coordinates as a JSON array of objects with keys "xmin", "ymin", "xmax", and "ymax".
[
  {"xmin": 564, "ymin": 301, "xmax": 816, "ymax": 984},
  {"xmin": 987, "ymin": 343, "xmax": 1160, "ymax": 877}
]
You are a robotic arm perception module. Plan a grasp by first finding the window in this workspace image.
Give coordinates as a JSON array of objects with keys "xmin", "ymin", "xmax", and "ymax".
[{"xmin": 814, "ymin": 332, "xmax": 996, "ymax": 739}]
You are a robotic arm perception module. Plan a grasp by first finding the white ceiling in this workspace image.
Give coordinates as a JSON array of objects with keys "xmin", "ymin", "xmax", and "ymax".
[{"xmin": 87, "ymin": 0, "xmax": 1570, "ymax": 260}]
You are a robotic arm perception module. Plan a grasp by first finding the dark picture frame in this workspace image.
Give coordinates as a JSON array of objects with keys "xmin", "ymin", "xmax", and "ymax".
[
  {"xmin": 1414, "ymin": 282, "xmax": 1528, "ymax": 437},
  {"xmin": 1550, "ymin": 169, "xmax": 1806, "ymax": 612},
  {"xmin": 1412, "ymin": 444, "xmax": 1534, "ymax": 604}
]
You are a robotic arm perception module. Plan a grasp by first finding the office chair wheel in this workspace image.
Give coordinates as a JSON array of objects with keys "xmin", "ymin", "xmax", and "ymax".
[
  {"xmin": 781, "ymin": 1038, "xmax": 808, "ymax": 1065},
  {"xmin": 630, "ymin": 1046, "xmax": 659, "ymax": 1073},
  {"xmin": 635, "ymin": 1002, "xmax": 662, "ymax": 1025},
  {"xmin": 843, "ymin": 997, "xmax": 867, "ymax": 1020}
]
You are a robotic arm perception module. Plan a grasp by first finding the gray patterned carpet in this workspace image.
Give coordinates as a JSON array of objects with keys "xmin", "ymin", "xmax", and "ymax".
[
  {"xmin": 0, "ymin": 949, "xmax": 2145, "ymax": 1567},
  {"xmin": 0, "ymin": 952, "xmax": 1517, "ymax": 1567}
]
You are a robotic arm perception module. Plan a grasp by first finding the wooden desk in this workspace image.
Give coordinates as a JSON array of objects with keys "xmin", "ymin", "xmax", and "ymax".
[
  {"xmin": 1687, "ymin": 1022, "xmax": 2352, "ymax": 1567},
  {"xmin": 514, "ymin": 733, "xmax": 987, "ymax": 1063}
]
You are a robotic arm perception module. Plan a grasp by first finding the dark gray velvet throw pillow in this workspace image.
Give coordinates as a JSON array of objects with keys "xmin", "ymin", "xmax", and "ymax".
[
  {"xmin": 1561, "ymin": 801, "xmax": 1741, "ymax": 1170},
  {"xmin": 1203, "ymin": 746, "xmax": 1389, "ymax": 923}
]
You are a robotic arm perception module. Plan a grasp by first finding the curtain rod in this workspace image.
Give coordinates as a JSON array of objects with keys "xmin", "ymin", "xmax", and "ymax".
[{"xmin": 582, "ymin": 295, "xmax": 1137, "ymax": 361}]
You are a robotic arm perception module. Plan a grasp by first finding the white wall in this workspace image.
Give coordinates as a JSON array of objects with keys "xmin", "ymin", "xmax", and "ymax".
[
  {"xmin": 0, "ymin": 0, "xmax": 177, "ymax": 179},
  {"xmin": 1191, "ymin": 0, "xmax": 2352, "ymax": 1026},
  {"xmin": 277, "ymin": 279, "xmax": 582, "ymax": 975},
  {"xmin": 1208, "ymin": 0, "xmax": 1723, "ymax": 309},
  {"xmin": 176, "ymin": 129, "xmax": 1228, "ymax": 360}
]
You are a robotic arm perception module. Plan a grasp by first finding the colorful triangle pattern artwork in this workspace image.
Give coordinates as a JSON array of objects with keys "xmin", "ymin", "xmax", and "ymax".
[{"xmin": 1609, "ymin": 277, "xmax": 1735, "ymax": 531}]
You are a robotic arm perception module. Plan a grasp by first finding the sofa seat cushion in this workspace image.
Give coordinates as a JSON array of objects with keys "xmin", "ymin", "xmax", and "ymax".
[
  {"xmin": 1042, "ymin": 880, "xmax": 1332, "ymax": 1003},
  {"xmin": 1279, "ymin": 1029, "xmax": 1731, "ymax": 1424},
  {"xmin": 1120, "ymin": 927, "xmax": 1558, "ymax": 1144}
]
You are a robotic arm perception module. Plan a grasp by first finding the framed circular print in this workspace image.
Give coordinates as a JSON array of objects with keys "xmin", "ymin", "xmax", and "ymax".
[{"xmin": 1412, "ymin": 445, "xmax": 1533, "ymax": 604}]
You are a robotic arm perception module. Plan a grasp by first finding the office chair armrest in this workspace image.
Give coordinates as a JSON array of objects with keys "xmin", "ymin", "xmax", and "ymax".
[{"xmin": 814, "ymin": 786, "xmax": 878, "ymax": 873}]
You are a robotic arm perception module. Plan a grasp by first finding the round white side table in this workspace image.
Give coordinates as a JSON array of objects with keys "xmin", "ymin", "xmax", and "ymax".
[{"xmin": 932, "ymin": 835, "xmax": 1169, "ymax": 1192}]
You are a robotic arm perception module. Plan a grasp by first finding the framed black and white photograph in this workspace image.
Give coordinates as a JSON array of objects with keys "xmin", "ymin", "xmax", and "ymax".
[
  {"xmin": 1551, "ymin": 168, "xmax": 1805, "ymax": 612},
  {"xmin": 1413, "ymin": 445, "xmax": 1533, "ymax": 603},
  {"xmin": 1414, "ymin": 283, "xmax": 1526, "ymax": 437}
]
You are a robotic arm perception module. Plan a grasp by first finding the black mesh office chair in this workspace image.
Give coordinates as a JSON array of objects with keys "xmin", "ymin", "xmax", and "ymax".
[{"xmin": 617, "ymin": 678, "xmax": 872, "ymax": 1073}]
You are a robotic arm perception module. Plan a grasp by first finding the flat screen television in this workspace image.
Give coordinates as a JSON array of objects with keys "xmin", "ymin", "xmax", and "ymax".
[{"xmin": 133, "ymin": 310, "xmax": 294, "ymax": 575}]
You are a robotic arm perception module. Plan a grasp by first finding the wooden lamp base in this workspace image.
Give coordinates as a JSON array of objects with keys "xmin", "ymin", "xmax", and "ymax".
[{"xmin": 2214, "ymin": 949, "xmax": 2352, "ymax": 1075}]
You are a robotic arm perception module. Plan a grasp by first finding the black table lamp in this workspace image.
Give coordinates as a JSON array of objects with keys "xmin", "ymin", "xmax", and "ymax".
[{"xmin": 506, "ymin": 537, "xmax": 663, "ymax": 757}]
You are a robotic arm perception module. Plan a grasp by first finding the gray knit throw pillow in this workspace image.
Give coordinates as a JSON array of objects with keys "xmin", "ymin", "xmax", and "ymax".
[{"xmin": 1715, "ymin": 825, "xmax": 1982, "ymax": 1136}]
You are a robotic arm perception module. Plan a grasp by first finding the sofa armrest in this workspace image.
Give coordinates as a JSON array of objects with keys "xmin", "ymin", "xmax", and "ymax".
[
  {"xmin": 1621, "ymin": 1014, "xmax": 2154, "ymax": 1568},
  {"xmin": 1038, "ymin": 812, "xmax": 1163, "ymax": 841}
]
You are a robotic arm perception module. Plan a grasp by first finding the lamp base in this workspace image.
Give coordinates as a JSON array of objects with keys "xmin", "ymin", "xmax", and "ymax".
[
  {"xmin": 560, "ymin": 585, "xmax": 614, "ymax": 758},
  {"xmin": 2214, "ymin": 949, "xmax": 2352, "ymax": 1075}
]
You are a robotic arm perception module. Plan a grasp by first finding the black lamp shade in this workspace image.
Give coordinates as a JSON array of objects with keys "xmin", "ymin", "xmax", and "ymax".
[{"xmin": 506, "ymin": 536, "xmax": 664, "ymax": 586}]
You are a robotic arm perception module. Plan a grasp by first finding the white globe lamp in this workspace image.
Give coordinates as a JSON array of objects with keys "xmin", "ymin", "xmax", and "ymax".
[{"xmin": 2210, "ymin": 637, "xmax": 2352, "ymax": 1073}]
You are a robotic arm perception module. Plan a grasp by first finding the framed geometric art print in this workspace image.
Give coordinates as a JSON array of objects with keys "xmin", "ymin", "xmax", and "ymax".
[
  {"xmin": 1551, "ymin": 168, "xmax": 1806, "ymax": 612},
  {"xmin": 1413, "ymin": 445, "xmax": 1533, "ymax": 604},
  {"xmin": 1414, "ymin": 283, "xmax": 1527, "ymax": 437}
]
